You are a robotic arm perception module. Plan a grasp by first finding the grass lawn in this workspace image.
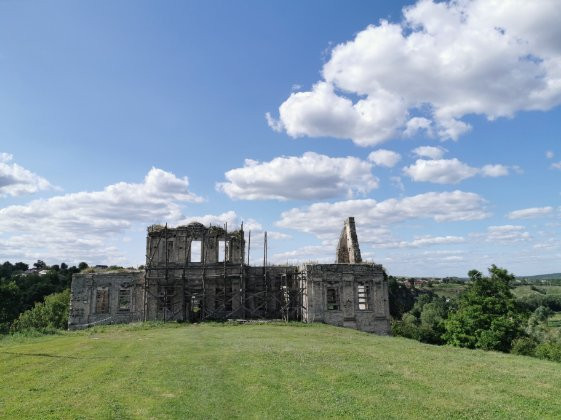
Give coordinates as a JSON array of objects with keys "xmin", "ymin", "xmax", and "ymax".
[{"xmin": 1, "ymin": 322, "xmax": 561, "ymax": 419}]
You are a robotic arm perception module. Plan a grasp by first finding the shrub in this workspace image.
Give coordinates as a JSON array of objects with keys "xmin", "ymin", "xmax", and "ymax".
[
  {"xmin": 535, "ymin": 341, "xmax": 561, "ymax": 363},
  {"xmin": 511, "ymin": 337, "xmax": 538, "ymax": 356},
  {"xmin": 10, "ymin": 289, "xmax": 70, "ymax": 333}
]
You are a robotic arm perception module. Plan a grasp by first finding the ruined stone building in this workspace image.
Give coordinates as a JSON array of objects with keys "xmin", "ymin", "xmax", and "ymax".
[{"xmin": 69, "ymin": 217, "xmax": 391, "ymax": 334}]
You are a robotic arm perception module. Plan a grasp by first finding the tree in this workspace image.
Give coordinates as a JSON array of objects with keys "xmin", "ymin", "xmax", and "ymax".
[
  {"xmin": 388, "ymin": 276, "xmax": 417, "ymax": 319},
  {"xmin": 443, "ymin": 265, "xmax": 526, "ymax": 352},
  {"xmin": 10, "ymin": 289, "xmax": 70, "ymax": 332},
  {"xmin": 78, "ymin": 262, "xmax": 89, "ymax": 271},
  {"xmin": 33, "ymin": 260, "xmax": 47, "ymax": 269}
]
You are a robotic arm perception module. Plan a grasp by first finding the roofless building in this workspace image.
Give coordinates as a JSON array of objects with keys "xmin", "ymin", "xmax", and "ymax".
[{"xmin": 68, "ymin": 217, "xmax": 391, "ymax": 334}]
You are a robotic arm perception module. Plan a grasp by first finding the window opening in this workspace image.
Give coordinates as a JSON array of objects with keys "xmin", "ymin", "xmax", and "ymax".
[
  {"xmin": 218, "ymin": 240, "xmax": 229, "ymax": 262},
  {"xmin": 118, "ymin": 288, "xmax": 131, "ymax": 312},
  {"xmin": 190, "ymin": 240, "xmax": 201, "ymax": 262},
  {"xmin": 326, "ymin": 288, "xmax": 339, "ymax": 311},
  {"xmin": 357, "ymin": 283, "xmax": 370, "ymax": 310},
  {"xmin": 95, "ymin": 287, "xmax": 109, "ymax": 314}
]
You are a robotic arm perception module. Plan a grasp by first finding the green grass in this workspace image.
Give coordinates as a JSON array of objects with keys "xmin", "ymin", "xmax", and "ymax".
[
  {"xmin": 2, "ymin": 323, "xmax": 561, "ymax": 419},
  {"xmin": 511, "ymin": 285, "xmax": 561, "ymax": 298},
  {"xmin": 418, "ymin": 283, "xmax": 467, "ymax": 299},
  {"xmin": 548, "ymin": 312, "xmax": 561, "ymax": 328}
]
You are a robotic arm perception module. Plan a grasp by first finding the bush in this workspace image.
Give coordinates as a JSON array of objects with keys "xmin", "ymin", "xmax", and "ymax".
[
  {"xmin": 391, "ymin": 294, "xmax": 450, "ymax": 344},
  {"xmin": 535, "ymin": 341, "xmax": 561, "ymax": 363},
  {"xmin": 511, "ymin": 337, "xmax": 538, "ymax": 356},
  {"xmin": 10, "ymin": 289, "xmax": 70, "ymax": 333}
]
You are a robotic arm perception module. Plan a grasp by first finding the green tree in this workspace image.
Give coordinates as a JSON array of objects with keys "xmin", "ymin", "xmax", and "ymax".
[
  {"xmin": 78, "ymin": 262, "xmax": 89, "ymax": 271},
  {"xmin": 10, "ymin": 289, "xmax": 70, "ymax": 333},
  {"xmin": 33, "ymin": 260, "xmax": 47, "ymax": 269},
  {"xmin": 443, "ymin": 265, "xmax": 526, "ymax": 352}
]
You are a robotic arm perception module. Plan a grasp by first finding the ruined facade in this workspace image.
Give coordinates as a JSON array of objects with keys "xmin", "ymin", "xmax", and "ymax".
[{"xmin": 69, "ymin": 217, "xmax": 390, "ymax": 334}]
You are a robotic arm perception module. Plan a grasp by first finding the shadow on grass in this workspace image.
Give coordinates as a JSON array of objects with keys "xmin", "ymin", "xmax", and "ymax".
[{"xmin": 1, "ymin": 351, "xmax": 113, "ymax": 360}]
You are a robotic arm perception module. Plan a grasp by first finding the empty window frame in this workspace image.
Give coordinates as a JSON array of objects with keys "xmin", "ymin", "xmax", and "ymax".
[
  {"xmin": 95, "ymin": 287, "xmax": 109, "ymax": 314},
  {"xmin": 118, "ymin": 288, "xmax": 131, "ymax": 312},
  {"xmin": 218, "ymin": 240, "xmax": 229, "ymax": 262},
  {"xmin": 326, "ymin": 287, "xmax": 339, "ymax": 311},
  {"xmin": 190, "ymin": 240, "xmax": 202, "ymax": 262},
  {"xmin": 357, "ymin": 283, "xmax": 370, "ymax": 310}
]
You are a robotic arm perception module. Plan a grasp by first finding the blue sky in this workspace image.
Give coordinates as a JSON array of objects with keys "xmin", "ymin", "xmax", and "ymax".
[{"xmin": 1, "ymin": 0, "xmax": 560, "ymax": 276}]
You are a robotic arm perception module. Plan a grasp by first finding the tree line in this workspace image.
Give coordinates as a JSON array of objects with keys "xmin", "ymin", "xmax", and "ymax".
[
  {"xmin": 0, "ymin": 260, "xmax": 89, "ymax": 333},
  {"xmin": 390, "ymin": 265, "xmax": 561, "ymax": 362}
]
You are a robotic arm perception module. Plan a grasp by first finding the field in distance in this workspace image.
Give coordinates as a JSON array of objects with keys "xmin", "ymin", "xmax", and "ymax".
[{"xmin": 2, "ymin": 322, "xmax": 561, "ymax": 419}]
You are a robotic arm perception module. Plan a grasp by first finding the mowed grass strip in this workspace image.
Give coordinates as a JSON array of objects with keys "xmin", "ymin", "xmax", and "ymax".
[{"xmin": 1, "ymin": 323, "xmax": 561, "ymax": 419}]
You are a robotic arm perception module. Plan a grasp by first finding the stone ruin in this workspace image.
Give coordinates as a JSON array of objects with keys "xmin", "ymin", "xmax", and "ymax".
[{"xmin": 68, "ymin": 217, "xmax": 391, "ymax": 334}]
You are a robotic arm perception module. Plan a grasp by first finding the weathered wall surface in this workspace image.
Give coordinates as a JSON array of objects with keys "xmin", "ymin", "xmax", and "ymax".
[
  {"xmin": 302, "ymin": 263, "xmax": 390, "ymax": 335},
  {"xmin": 68, "ymin": 272, "xmax": 144, "ymax": 330},
  {"xmin": 69, "ymin": 219, "xmax": 391, "ymax": 335}
]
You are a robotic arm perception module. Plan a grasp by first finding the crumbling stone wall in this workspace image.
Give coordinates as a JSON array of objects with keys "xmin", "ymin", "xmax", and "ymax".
[
  {"xmin": 336, "ymin": 217, "xmax": 362, "ymax": 263},
  {"xmin": 68, "ymin": 218, "xmax": 391, "ymax": 335},
  {"xmin": 68, "ymin": 271, "xmax": 144, "ymax": 329},
  {"xmin": 301, "ymin": 263, "xmax": 390, "ymax": 334}
]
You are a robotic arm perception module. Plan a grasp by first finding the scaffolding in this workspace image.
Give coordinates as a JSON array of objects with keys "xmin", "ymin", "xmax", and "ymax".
[{"xmin": 143, "ymin": 223, "xmax": 305, "ymax": 323}]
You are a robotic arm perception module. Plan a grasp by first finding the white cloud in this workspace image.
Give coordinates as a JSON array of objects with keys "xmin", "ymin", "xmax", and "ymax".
[
  {"xmin": 551, "ymin": 161, "xmax": 561, "ymax": 170},
  {"xmin": 412, "ymin": 146, "xmax": 447, "ymax": 159},
  {"xmin": 0, "ymin": 153, "xmax": 53, "ymax": 197},
  {"xmin": 217, "ymin": 152, "xmax": 378, "ymax": 200},
  {"xmin": 368, "ymin": 149, "xmax": 401, "ymax": 167},
  {"xmin": 268, "ymin": 0, "xmax": 561, "ymax": 145},
  {"xmin": 267, "ymin": 82, "xmax": 408, "ymax": 146},
  {"xmin": 0, "ymin": 168, "xmax": 203, "ymax": 263},
  {"xmin": 546, "ymin": 150, "xmax": 555, "ymax": 159},
  {"xmin": 507, "ymin": 206, "xmax": 553, "ymax": 220},
  {"xmin": 276, "ymin": 190, "xmax": 489, "ymax": 239},
  {"xmin": 480, "ymin": 164, "xmax": 510, "ymax": 177},
  {"xmin": 403, "ymin": 158, "xmax": 511, "ymax": 184},
  {"xmin": 378, "ymin": 235, "xmax": 465, "ymax": 249},
  {"xmin": 403, "ymin": 158, "xmax": 479, "ymax": 184},
  {"xmin": 404, "ymin": 117, "xmax": 433, "ymax": 137},
  {"xmin": 484, "ymin": 225, "xmax": 531, "ymax": 243}
]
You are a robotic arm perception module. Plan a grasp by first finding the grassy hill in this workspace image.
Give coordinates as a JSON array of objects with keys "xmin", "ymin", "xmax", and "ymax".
[
  {"xmin": 516, "ymin": 273, "xmax": 561, "ymax": 283},
  {"xmin": 2, "ymin": 323, "xmax": 561, "ymax": 419}
]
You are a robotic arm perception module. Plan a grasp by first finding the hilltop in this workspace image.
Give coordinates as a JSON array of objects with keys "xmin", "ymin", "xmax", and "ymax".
[{"xmin": 1, "ymin": 323, "xmax": 561, "ymax": 419}]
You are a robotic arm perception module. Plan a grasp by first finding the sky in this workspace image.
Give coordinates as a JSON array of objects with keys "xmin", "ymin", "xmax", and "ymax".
[{"xmin": 1, "ymin": 0, "xmax": 560, "ymax": 277}]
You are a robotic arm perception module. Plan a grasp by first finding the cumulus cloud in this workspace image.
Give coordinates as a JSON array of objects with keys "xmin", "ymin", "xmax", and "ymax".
[
  {"xmin": 0, "ymin": 152, "xmax": 53, "ymax": 197},
  {"xmin": 403, "ymin": 158, "xmax": 510, "ymax": 184},
  {"xmin": 507, "ymin": 206, "xmax": 553, "ymax": 219},
  {"xmin": 217, "ymin": 152, "xmax": 379, "ymax": 200},
  {"xmin": 403, "ymin": 117, "xmax": 433, "ymax": 137},
  {"xmin": 484, "ymin": 225, "xmax": 531, "ymax": 243},
  {"xmin": 412, "ymin": 146, "xmax": 447, "ymax": 160},
  {"xmin": 368, "ymin": 149, "xmax": 401, "ymax": 167},
  {"xmin": 551, "ymin": 161, "xmax": 561, "ymax": 170},
  {"xmin": 480, "ymin": 164, "xmax": 510, "ymax": 177},
  {"xmin": 546, "ymin": 150, "xmax": 555, "ymax": 159},
  {"xmin": 268, "ymin": 0, "xmax": 561, "ymax": 145},
  {"xmin": 276, "ymin": 190, "xmax": 489, "ymax": 239},
  {"xmin": 0, "ymin": 168, "xmax": 203, "ymax": 263}
]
